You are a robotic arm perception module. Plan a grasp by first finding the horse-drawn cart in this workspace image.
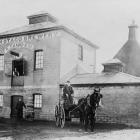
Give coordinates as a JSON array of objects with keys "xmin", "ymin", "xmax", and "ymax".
[
  {"xmin": 55, "ymin": 98, "xmax": 80, "ymax": 128},
  {"xmin": 55, "ymin": 87, "xmax": 103, "ymax": 130}
]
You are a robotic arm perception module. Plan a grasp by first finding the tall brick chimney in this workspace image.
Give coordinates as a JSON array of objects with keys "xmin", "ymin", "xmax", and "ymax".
[
  {"xmin": 128, "ymin": 20, "xmax": 138, "ymax": 41},
  {"xmin": 27, "ymin": 11, "xmax": 57, "ymax": 24}
]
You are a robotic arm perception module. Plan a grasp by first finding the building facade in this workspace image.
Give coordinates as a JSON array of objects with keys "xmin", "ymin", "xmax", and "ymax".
[
  {"xmin": 66, "ymin": 60, "xmax": 140, "ymax": 127},
  {"xmin": 0, "ymin": 12, "xmax": 98, "ymax": 120}
]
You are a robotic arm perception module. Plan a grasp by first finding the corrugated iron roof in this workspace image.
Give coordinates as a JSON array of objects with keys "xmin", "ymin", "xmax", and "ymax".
[{"xmin": 69, "ymin": 72, "xmax": 140, "ymax": 85}]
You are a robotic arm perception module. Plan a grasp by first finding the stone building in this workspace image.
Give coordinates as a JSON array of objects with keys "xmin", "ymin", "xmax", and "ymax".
[
  {"xmin": 64, "ymin": 59, "xmax": 140, "ymax": 127},
  {"xmin": 0, "ymin": 12, "xmax": 98, "ymax": 119}
]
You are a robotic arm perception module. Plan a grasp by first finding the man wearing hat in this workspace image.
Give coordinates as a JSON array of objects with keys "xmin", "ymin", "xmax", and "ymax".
[
  {"xmin": 93, "ymin": 87, "xmax": 103, "ymax": 107},
  {"xmin": 63, "ymin": 81, "xmax": 74, "ymax": 104}
]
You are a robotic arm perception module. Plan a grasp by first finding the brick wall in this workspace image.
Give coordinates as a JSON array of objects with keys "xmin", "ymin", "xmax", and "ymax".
[
  {"xmin": 60, "ymin": 31, "xmax": 96, "ymax": 78},
  {"xmin": 0, "ymin": 87, "xmax": 59, "ymax": 120},
  {"xmin": 72, "ymin": 85, "xmax": 140, "ymax": 127},
  {"xmin": 0, "ymin": 30, "xmax": 61, "ymax": 88}
]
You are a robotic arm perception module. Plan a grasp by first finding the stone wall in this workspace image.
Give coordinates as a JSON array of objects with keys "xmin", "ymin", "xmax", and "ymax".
[{"xmin": 72, "ymin": 84, "xmax": 140, "ymax": 127}]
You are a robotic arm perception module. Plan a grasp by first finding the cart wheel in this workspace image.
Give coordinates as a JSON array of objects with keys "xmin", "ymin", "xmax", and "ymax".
[
  {"xmin": 55, "ymin": 105, "xmax": 60, "ymax": 127},
  {"xmin": 60, "ymin": 106, "xmax": 65, "ymax": 128}
]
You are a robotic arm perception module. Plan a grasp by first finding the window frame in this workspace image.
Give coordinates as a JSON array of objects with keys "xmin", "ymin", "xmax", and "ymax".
[
  {"xmin": 0, "ymin": 94, "xmax": 3, "ymax": 107},
  {"xmin": 34, "ymin": 50, "xmax": 43, "ymax": 70},
  {"xmin": 0, "ymin": 54, "xmax": 4, "ymax": 71},
  {"xmin": 33, "ymin": 93, "xmax": 42, "ymax": 109},
  {"xmin": 78, "ymin": 45, "xmax": 83, "ymax": 61}
]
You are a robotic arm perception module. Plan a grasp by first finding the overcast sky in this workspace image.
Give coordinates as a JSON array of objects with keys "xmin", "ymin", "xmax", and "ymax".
[{"xmin": 0, "ymin": 0, "xmax": 140, "ymax": 72}]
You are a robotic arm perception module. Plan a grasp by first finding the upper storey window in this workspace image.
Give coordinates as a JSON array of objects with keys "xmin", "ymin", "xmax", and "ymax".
[
  {"xmin": 34, "ymin": 50, "xmax": 43, "ymax": 70},
  {"xmin": 0, "ymin": 54, "xmax": 4, "ymax": 71},
  {"xmin": 78, "ymin": 45, "xmax": 83, "ymax": 61}
]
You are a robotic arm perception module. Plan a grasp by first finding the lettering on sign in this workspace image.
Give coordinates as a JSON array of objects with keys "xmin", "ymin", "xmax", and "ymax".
[
  {"xmin": 0, "ymin": 31, "xmax": 60, "ymax": 54},
  {"xmin": 0, "ymin": 31, "xmax": 60, "ymax": 45},
  {"xmin": 4, "ymin": 42, "xmax": 34, "ymax": 53}
]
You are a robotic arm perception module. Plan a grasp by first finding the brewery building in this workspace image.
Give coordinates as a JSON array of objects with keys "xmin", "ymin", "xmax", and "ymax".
[{"xmin": 0, "ymin": 11, "xmax": 98, "ymax": 120}]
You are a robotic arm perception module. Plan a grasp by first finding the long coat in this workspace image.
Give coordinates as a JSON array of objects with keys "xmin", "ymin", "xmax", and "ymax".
[
  {"xmin": 63, "ymin": 85, "xmax": 74, "ymax": 104},
  {"xmin": 16, "ymin": 101, "xmax": 26, "ymax": 119}
]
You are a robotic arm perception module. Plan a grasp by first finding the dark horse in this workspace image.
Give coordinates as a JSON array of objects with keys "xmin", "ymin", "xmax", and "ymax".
[{"xmin": 78, "ymin": 88, "xmax": 103, "ymax": 131}]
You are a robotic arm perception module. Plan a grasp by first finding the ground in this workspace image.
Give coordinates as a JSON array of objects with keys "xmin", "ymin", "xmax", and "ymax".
[{"xmin": 0, "ymin": 119, "xmax": 139, "ymax": 140}]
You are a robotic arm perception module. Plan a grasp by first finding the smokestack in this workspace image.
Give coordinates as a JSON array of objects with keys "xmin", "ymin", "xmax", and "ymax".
[{"xmin": 128, "ymin": 20, "xmax": 138, "ymax": 41}]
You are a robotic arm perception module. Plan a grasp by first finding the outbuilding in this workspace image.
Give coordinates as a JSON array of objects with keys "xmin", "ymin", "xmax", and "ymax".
[{"xmin": 65, "ymin": 59, "xmax": 140, "ymax": 127}]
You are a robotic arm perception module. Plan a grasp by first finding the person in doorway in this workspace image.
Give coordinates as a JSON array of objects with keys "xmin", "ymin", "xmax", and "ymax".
[
  {"xmin": 13, "ymin": 68, "xmax": 19, "ymax": 76},
  {"xmin": 63, "ymin": 81, "xmax": 74, "ymax": 104},
  {"xmin": 16, "ymin": 98, "xmax": 26, "ymax": 120}
]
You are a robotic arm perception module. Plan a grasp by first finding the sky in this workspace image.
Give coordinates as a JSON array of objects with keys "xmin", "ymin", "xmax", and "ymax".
[{"xmin": 0, "ymin": 0, "xmax": 140, "ymax": 72}]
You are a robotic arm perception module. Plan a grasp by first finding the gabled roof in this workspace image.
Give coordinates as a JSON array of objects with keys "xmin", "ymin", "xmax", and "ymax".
[
  {"xmin": 60, "ymin": 64, "xmax": 90, "ymax": 84},
  {"xmin": 68, "ymin": 72, "xmax": 140, "ymax": 85}
]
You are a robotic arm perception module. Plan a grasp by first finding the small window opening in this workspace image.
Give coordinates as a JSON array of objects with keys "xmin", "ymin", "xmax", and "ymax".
[
  {"xmin": 12, "ymin": 58, "xmax": 27, "ymax": 76},
  {"xmin": 33, "ymin": 93, "xmax": 42, "ymax": 108}
]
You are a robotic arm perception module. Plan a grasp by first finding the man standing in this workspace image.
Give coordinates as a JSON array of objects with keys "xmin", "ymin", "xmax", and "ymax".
[
  {"xmin": 63, "ymin": 81, "xmax": 74, "ymax": 104},
  {"xmin": 16, "ymin": 98, "xmax": 26, "ymax": 120}
]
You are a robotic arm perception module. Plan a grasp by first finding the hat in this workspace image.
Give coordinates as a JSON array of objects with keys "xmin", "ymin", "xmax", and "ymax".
[{"xmin": 94, "ymin": 87, "xmax": 100, "ymax": 92}]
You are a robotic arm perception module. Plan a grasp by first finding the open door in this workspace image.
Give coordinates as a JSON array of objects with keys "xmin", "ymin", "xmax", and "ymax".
[
  {"xmin": 11, "ymin": 95, "xmax": 23, "ymax": 118},
  {"xmin": 11, "ymin": 58, "xmax": 27, "ymax": 86}
]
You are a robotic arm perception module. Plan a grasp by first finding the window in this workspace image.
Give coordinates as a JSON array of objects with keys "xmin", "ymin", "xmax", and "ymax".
[
  {"xmin": 0, "ymin": 95, "xmax": 3, "ymax": 107},
  {"xmin": 34, "ymin": 50, "xmax": 43, "ymax": 69},
  {"xmin": 33, "ymin": 94, "xmax": 42, "ymax": 108},
  {"xmin": 12, "ymin": 59, "xmax": 26, "ymax": 76},
  {"xmin": 0, "ymin": 54, "xmax": 4, "ymax": 71},
  {"xmin": 78, "ymin": 45, "xmax": 83, "ymax": 60}
]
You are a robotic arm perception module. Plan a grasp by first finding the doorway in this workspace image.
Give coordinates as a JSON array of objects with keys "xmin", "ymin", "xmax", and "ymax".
[{"xmin": 11, "ymin": 95, "xmax": 23, "ymax": 118}]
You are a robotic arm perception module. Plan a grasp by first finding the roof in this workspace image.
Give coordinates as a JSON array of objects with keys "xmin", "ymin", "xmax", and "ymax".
[
  {"xmin": 114, "ymin": 22, "xmax": 140, "ymax": 77},
  {"xmin": 60, "ymin": 64, "xmax": 89, "ymax": 84},
  {"xmin": 114, "ymin": 40, "xmax": 140, "ymax": 76},
  {"xmin": 102, "ymin": 58, "xmax": 123, "ymax": 65},
  {"xmin": 0, "ymin": 17, "xmax": 99, "ymax": 49},
  {"xmin": 0, "ymin": 22, "xmax": 58, "ymax": 36},
  {"xmin": 68, "ymin": 72, "xmax": 140, "ymax": 85},
  {"xmin": 27, "ymin": 11, "xmax": 56, "ymax": 19}
]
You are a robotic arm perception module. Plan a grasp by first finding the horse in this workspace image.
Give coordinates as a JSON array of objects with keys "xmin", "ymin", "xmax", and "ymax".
[{"xmin": 78, "ymin": 89, "xmax": 103, "ymax": 131}]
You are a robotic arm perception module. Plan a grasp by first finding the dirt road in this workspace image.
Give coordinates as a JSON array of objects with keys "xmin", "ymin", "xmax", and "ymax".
[{"xmin": 0, "ymin": 120, "xmax": 139, "ymax": 140}]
